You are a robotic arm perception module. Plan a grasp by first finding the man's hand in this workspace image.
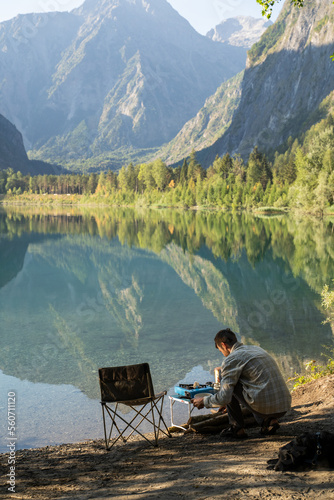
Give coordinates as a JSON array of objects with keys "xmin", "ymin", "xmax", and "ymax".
[{"xmin": 191, "ymin": 396, "xmax": 204, "ymax": 409}]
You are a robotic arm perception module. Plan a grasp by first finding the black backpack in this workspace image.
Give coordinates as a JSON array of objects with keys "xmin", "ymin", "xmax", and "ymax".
[{"xmin": 267, "ymin": 431, "xmax": 334, "ymax": 471}]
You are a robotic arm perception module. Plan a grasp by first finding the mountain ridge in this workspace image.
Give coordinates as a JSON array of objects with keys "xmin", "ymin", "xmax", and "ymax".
[
  {"xmin": 0, "ymin": 0, "xmax": 246, "ymax": 170},
  {"xmin": 202, "ymin": 0, "xmax": 334, "ymax": 163},
  {"xmin": 156, "ymin": 71, "xmax": 244, "ymax": 165},
  {"xmin": 1, "ymin": 0, "xmax": 331, "ymax": 172},
  {"xmin": 206, "ymin": 16, "xmax": 272, "ymax": 48},
  {"xmin": 157, "ymin": 0, "xmax": 334, "ymax": 167}
]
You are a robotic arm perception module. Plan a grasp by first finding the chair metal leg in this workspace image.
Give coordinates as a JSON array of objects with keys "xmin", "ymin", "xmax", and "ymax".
[
  {"xmin": 101, "ymin": 403, "xmax": 108, "ymax": 450},
  {"xmin": 127, "ymin": 397, "xmax": 171, "ymax": 440},
  {"xmin": 151, "ymin": 400, "xmax": 158, "ymax": 446},
  {"xmin": 102, "ymin": 403, "xmax": 127, "ymax": 450},
  {"xmin": 151, "ymin": 395, "xmax": 172, "ymax": 439},
  {"xmin": 101, "ymin": 395, "xmax": 171, "ymax": 449},
  {"xmin": 103, "ymin": 403, "xmax": 155, "ymax": 448}
]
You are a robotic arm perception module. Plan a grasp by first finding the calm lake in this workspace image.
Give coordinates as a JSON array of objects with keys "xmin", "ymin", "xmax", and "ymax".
[{"xmin": 0, "ymin": 207, "xmax": 333, "ymax": 452}]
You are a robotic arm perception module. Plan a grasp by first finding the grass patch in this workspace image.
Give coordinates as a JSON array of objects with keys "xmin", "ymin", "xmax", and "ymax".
[{"xmin": 289, "ymin": 347, "xmax": 334, "ymax": 390}]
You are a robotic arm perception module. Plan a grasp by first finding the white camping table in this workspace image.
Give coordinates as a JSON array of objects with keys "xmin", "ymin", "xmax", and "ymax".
[{"xmin": 168, "ymin": 394, "xmax": 195, "ymax": 431}]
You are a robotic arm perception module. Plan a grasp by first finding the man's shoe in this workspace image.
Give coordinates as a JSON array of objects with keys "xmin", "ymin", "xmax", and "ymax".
[
  {"xmin": 220, "ymin": 425, "xmax": 248, "ymax": 439},
  {"xmin": 260, "ymin": 418, "xmax": 280, "ymax": 435}
]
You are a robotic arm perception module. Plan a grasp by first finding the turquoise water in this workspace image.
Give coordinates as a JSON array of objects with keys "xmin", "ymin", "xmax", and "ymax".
[{"xmin": 0, "ymin": 208, "xmax": 333, "ymax": 451}]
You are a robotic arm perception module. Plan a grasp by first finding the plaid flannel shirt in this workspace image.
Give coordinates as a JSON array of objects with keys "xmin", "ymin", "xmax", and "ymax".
[{"xmin": 204, "ymin": 342, "xmax": 291, "ymax": 414}]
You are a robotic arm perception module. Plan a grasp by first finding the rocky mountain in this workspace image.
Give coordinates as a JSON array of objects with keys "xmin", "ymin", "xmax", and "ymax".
[
  {"xmin": 0, "ymin": 0, "xmax": 246, "ymax": 170},
  {"xmin": 0, "ymin": 113, "xmax": 29, "ymax": 171},
  {"xmin": 157, "ymin": 71, "xmax": 244, "ymax": 165},
  {"xmin": 0, "ymin": 113, "xmax": 58, "ymax": 174},
  {"xmin": 201, "ymin": 0, "xmax": 334, "ymax": 164},
  {"xmin": 156, "ymin": 17, "xmax": 272, "ymax": 165},
  {"xmin": 206, "ymin": 16, "xmax": 272, "ymax": 49}
]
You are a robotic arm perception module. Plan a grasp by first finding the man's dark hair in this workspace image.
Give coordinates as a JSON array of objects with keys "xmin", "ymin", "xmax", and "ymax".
[{"xmin": 214, "ymin": 328, "xmax": 237, "ymax": 348}]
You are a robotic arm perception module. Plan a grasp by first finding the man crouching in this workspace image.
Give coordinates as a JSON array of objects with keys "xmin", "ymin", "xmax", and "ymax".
[{"xmin": 192, "ymin": 328, "xmax": 291, "ymax": 439}]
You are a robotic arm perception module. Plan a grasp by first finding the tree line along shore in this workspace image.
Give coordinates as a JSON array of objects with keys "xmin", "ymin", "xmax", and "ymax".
[{"xmin": 1, "ymin": 113, "xmax": 334, "ymax": 215}]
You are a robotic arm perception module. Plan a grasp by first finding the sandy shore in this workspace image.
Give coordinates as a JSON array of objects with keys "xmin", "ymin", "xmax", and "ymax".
[{"xmin": 1, "ymin": 375, "xmax": 334, "ymax": 499}]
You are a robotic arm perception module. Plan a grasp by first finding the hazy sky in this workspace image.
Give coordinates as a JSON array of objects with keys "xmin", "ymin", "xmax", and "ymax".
[{"xmin": 0, "ymin": 0, "xmax": 283, "ymax": 34}]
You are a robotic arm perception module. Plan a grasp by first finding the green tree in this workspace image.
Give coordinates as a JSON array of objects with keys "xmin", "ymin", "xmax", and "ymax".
[
  {"xmin": 253, "ymin": 182, "xmax": 264, "ymax": 205},
  {"xmin": 180, "ymin": 159, "xmax": 188, "ymax": 186},
  {"xmin": 0, "ymin": 170, "xmax": 8, "ymax": 193},
  {"xmin": 195, "ymin": 175, "xmax": 206, "ymax": 205},
  {"xmin": 185, "ymin": 185, "xmax": 196, "ymax": 207},
  {"xmin": 282, "ymin": 156, "xmax": 297, "ymax": 185},
  {"xmin": 187, "ymin": 150, "xmax": 202, "ymax": 182},
  {"xmin": 87, "ymin": 173, "xmax": 98, "ymax": 194},
  {"xmin": 127, "ymin": 163, "xmax": 137, "ymax": 192},
  {"xmin": 105, "ymin": 170, "xmax": 117, "ymax": 193},
  {"xmin": 314, "ymin": 171, "xmax": 331, "ymax": 214},
  {"xmin": 212, "ymin": 153, "xmax": 233, "ymax": 179},
  {"xmin": 247, "ymin": 146, "xmax": 272, "ymax": 189},
  {"xmin": 118, "ymin": 166, "xmax": 128, "ymax": 192},
  {"xmin": 220, "ymin": 153, "xmax": 233, "ymax": 179},
  {"xmin": 232, "ymin": 154, "xmax": 246, "ymax": 181},
  {"xmin": 96, "ymin": 171, "xmax": 106, "ymax": 194},
  {"xmin": 5, "ymin": 170, "xmax": 22, "ymax": 193},
  {"xmin": 232, "ymin": 179, "xmax": 244, "ymax": 209},
  {"xmin": 138, "ymin": 163, "xmax": 156, "ymax": 192},
  {"xmin": 152, "ymin": 159, "xmax": 168, "ymax": 191},
  {"xmin": 293, "ymin": 126, "xmax": 334, "ymax": 209}
]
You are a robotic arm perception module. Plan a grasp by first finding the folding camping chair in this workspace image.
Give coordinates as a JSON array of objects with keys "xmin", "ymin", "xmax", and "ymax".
[{"xmin": 99, "ymin": 363, "xmax": 171, "ymax": 449}]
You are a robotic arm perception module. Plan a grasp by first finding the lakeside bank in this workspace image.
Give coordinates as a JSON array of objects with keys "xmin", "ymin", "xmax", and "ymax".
[
  {"xmin": 1, "ymin": 193, "xmax": 334, "ymax": 217},
  {"xmin": 1, "ymin": 375, "xmax": 334, "ymax": 499}
]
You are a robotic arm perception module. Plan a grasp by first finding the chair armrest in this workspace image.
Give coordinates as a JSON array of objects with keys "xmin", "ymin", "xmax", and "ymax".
[{"xmin": 154, "ymin": 390, "xmax": 167, "ymax": 398}]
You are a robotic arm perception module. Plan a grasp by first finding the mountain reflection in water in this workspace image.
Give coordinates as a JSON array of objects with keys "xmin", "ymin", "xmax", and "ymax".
[{"xmin": 0, "ymin": 207, "xmax": 333, "ymax": 402}]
